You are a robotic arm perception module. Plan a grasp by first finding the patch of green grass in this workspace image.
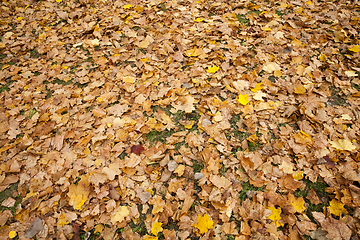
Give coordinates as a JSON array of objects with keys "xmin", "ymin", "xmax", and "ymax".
[
  {"xmin": 248, "ymin": 141, "xmax": 261, "ymax": 152},
  {"xmin": 0, "ymin": 80, "xmax": 14, "ymax": 93},
  {"xmin": 192, "ymin": 160, "xmax": 204, "ymax": 173},
  {"xmin": 30, "ymin": 48, "xmax": 40, "ymax": 58},
  {"xmin": 0, "ymin": 182, "xmax": 22, "ymax": 217},
  {"xmin": 236, "ymin": 14, "xmax": 250, "ymax": 25},
  {"xmin": 129, "ymin": 220, "xmax": 148, "ymax": 235},
  {"xmin": 219, "ymin": 163, "xmax": 226, "ymax": 176},
  {"xmin": 53, "ymin": 78, "xmax": 73, "ymax": 86},
  {"xmin": 160, "ymin": 2, "xmax": 166, "ymax": 11},
  {"xmin": 239, "ymin": 182, "xmax": 265, "ymax": 204},
  {"xmin": 145, "ymin": 130, "xmax": 174, "ymax": 143},
  {"xmin": 0, "ymin": 54, "xmax": 6, "ymax": 59},
  {"xmin": 26, "ymin": 109, "xmax": 37, "ymax": 119},
  {"xmin": 352, "ymin": 82, "xmax": 360, "ymax": 91},
  {"xmin": 328, "ymin": 86, "xmax": 347, "ymax": 106},
  {"xmin": 275, "ymin": 10, "xmax": 286, "ymax": 16}
]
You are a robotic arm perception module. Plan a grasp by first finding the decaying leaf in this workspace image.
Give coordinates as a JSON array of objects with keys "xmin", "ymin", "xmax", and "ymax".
[
  {"xmin": 330, "ymin": 139, "xmax": 356, "ymax": 151},
  {"xmin": 24, "ymin": 218, "xmax": 43, "ymax": 238}
]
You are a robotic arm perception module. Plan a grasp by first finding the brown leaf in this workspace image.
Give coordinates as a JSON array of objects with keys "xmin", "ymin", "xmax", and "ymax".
[{"xmin": 130, "ymin": 145, "xmax": 145, "ymax": 155}]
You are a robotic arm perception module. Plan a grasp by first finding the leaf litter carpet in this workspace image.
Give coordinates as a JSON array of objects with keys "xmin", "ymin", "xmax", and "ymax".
[{"xmin": 0, "ymin": 0, "xmax": 360, "ymax": 239}]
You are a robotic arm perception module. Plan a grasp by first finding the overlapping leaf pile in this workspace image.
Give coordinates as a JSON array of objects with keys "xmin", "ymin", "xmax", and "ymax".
[{"xmin": 1, "ymin": 0, "xmax": 360, "ymax": 239}]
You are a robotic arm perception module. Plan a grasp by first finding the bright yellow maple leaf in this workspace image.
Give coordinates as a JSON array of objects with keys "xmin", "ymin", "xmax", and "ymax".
[
  {"xmin": 238, "ymin": 94, "xmax": 249, "ymax": 105},
  {"xmin": 111, "ymin": 206, "xmax": 130, "ymax": 224},
  {"xmin": 123, "ymin": 4, "xmax": 132, "ymax": 9},
  {"xmin": 9, "ymin": 231, "xmax": 17, "ymax": 239},
  {"xmin": 330, "ymin": 139, "xmax": 356, "ymax": 151},
  {"xmin": 328, "ymin": 199, "xmax": 348, "ymax": 216},
  {"xmin": 143, "ymin": 235, "xmax": 158, "ymax": 240},
  {"xmin": 194, "ymin": 18, "xmax": 204, "ymax": 22},
  {"xmin": 192, "ymin": 214, "xmax": 213, "ymax": 234},
  {"xmin": 207, "ymin": 65, "xmax": 219, "ymax": 73},
  {"xmin": 251, "ymin": 83, "xmax": 263, "ymax": 93},
  {"xmin": 267, "ymin": 206, "xmax": 283, "ymax": 227},
  {"xmin": 292, "ymin": 171, "xmax": 304, "ymax": 180},
  {"xmin": 151, "ymin": 222, "xmax": 163, "ymax": 236},
  {"xmin": 348, "ymin": 45, "xmax": 360, "ymax": 53},
  {"xmin": 288, "ymin": 194, "xmax": 306, "ymax": 213},
  {"xmin": 67, "ymin": 175, "xmax": 90, "ymax": 210},
  {"xmin": 58, "ymin": 213, "xmax": 69, "ymax": 227}
]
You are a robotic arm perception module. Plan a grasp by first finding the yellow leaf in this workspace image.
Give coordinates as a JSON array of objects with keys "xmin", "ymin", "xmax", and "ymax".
[
  {"xmin": 345, "ymin": 71, "xmax": 358, "ymax": 77},
  {"xmin": 123, "ymin": 4, "xmax": 132, "ymax": 9},
  {"xmin": 151, "ymin": 222, "xmax": 163, "ymax": 236},
  {"xmin": 9, "ymin": 231, "xmax": 17, "ymax": 239},
  {"xmin": 143, "ymin": 236, "xmax": 158, "ymax": 240},
  {"xmin": 185, "ymin": 47, "xmax": 204, "ymax": 57},
  {"xmin": 328, "ymin": 199, "xmax": 348, "ymax": 216},
  {"xmin": 288, "ymin": 194, "xmax": 306, "ymax": 213},
  {"xmin": 56, "ymin": 0, "xmax": 62, "ymax": 2},
  {"xmin": 111, "ymin": 206, "xmax": 130, "ymax": 224},
  {"xmin": 267, "ymin": 206, "xmax": 283, "ymax": 227},
  {"xmin": 192, "ymin": 214, "xmax": 213, "ymax": 234},
  {"xmin": 305, "ymin": 1, "xmax": 313, "ymax": 5},
  {"xmin": 251, "ymin": 83, "xmax": 263, "ymax": 93},
  {"xmin": 293, "ymin": 171, "xmax": 304, "ymax": 180},
  {"xmin": 349, "ymin": 45, "xmax": 360, "ymax": 53},
  {"xmin": 207, "ymin": 65, "xmax": 219, "ymax": 73},
  {"xmin": 16, "ymin": 17, "xmax": 23, "ymax": 21},
  {"xmin": 319, "ymin": 54, "xmax": 327, "ymax": 61},
  {"xmin": 330, "ymin": 139, "xmax": 356, "ymax": 151},
  {"xmin": 138, "ymin": 39, "xmax": 150, "ymax": 48},
  {"xmin": 123, "ymin": 76, "xmax": 135, "ymax": 83},
  {"xmin": 94, "ymin": 224, "xmax": 104, "ymax": 234},
  {"xmin": 261, "ymin": 26, "xmax": 272, "ymax": 31},
  {"xmin": 0, "ymin": 42, "xmax": 5, "ymax": 49},
  {"xmin": 194, "ymin": 18, "xmax": 204, "ymax": 22},
  {"xmin": 294, "ymin": 84, "xmax": 306, "ymax": 94},
  {"xmin": 293, "ymin": 39, "xmax": 302, "ymax": 46},
  {"xmin": 237, "ymin": 94, "xmax": 249, "ymax": 105},
  {"xmin": 67, "ymin": 175, "xmax": 90, "ymax": 210},
  {"xmin": 263, "ymin": 62, "xmax": 280, "ymax": 73},
  {"xmin": 58, "ymin": 213, "xmax": 70, "ymax": 227},
  {"xmin": 62, "ymin": 65, "xmax": 69, "ymax": 69}
]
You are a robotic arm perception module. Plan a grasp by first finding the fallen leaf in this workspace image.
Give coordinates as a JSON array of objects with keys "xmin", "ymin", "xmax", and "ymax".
[
  {"xmin": 151, "ymin": 222, "xmax": 163, "ymax": 236},
  {"xmin": 192, "ymin": 214, "xmax": 213, "ymax": 234},
  {"xmin": 131, "ymin": 145, "xmax": 145, "ymax": 155},
  {"xmin": 238, "ymin": 94, "xmax": 249, "ymax": 105},
  {"xmin": 24, "ymin": 218, "xmax": 43, "ymax": 238},
  {"xmin": 288, "ymin": 193, "xmax": 306, "ymax": 213},
  {"xmin": 9, "ymin": 231, "xmax": 17, "ymax": 239},
  {"xmin": 348, "ymin": 45, "xmax": 360, "ymax": 53},
  {"xmin": 268, "ymin": 206, "xmax": 284, "ymax": 227},
  {"xmin": 263, "ymin": 62, "xmax": 280, "ymax": 73},
  {"xmin": 328, "ymin": 199, "xmax": 348, "ymax": 216},
  {"xmin": 294, "ymin": 84, "xmax": 306, "ymax": 94},
  {"xmin": 67, "ymin": 175, "xmax": 90, "ymax": 210},
  {"xmin": 111, "ymin": 206, "xmax": 130, "ymax": 224},
  {"xmin": 330, "ymin": 139, "xmax": 356, "ymax": 151},
  {"xmin": 207, "ymin": 65, "xmax": 219, "ymax": 73}
]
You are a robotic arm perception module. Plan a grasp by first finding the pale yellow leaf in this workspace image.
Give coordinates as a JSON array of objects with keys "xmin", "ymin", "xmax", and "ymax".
[
  {"xmin": 330, "ymin": 139, "xmax": 356, "ymax": 151},
  {"xmin": 263, "ymin": 62, "xmax": 280, "ymax": 73}
]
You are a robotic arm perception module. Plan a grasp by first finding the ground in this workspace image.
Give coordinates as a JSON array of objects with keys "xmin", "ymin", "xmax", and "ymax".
[{"xmin": 0, "ymin": 0, "xmax": 360, "ymax": 239}]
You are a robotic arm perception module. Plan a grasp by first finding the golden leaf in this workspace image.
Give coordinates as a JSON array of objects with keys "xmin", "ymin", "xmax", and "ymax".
[
  {"xmin": 348, "ymin": 45, "xmax": 360, "ymax": 53},
  {"xmin": 330, "ymin": 139, "xmax": 356, "ymax": 151},
  {"xmin": 267, "ymin": 206, "xmax": 283, "ymax": 227},
  {"xmin": 194, "ymin": 18, "xmax": 204, "ymax": 22},
  {"xmin": 123, "ymin": 4, "xmax": 132, "ymax": 9},
  {"xmin": 263, "ymin": 62, "xmax": 280, "ymax": 73},
  {"xmin": 123, "ymin": 76, "xmax": 135, "ymax": 83},
  {"xmin": 94, "ymin": 224, "xmax": 104, "ymax": 234},
  {"xmin": 143, "ymin": 236, "xmax": 158, "ymax": 240},
  {"xmin": 207, "ymin": 65, "xmax": 219, "ymax": 73},
  {"xmin": 58, "ymin": 213, "xmax": 70, "ymax": 227},
  {"xmin": 67, "ymin": 175, "xmax": 90, "ymax": 210},
  {"xmin": 192, "ymin": 214, "xmax": 214, "ymax": 234},
  {"xmin": 288, "ymin": 194, "xmax": 306, "ymax": 213},
  {"xmin": 293, "ymin": 171, "xmax": 304, "ymax": 181},
  {"xmin": 237, "ymin": 94, "xmax": 249, "ymax": 105},
  {"xmin": 294, "ymin": 84, "xmax": 306, "ymax": 94},
  {"xmin": 251, "ymin": 83, "xmax": 263, "ymax": 93},
  {"xmin": 9, "ymin": 231, "xmax": 17, "ymax": 239},
  {"xmin": 151, "ymin": 222, "xmax": 163, "ymax": 236},
  {"xmin": 111, "ymin": 206, "xmax": 130, "ymax": 224},
  {"xmin": 328, "ymin": 199, "xmax": 348, "ymax": 216}
]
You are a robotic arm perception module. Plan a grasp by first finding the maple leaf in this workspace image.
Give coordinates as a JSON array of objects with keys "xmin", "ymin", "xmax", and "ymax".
[
  {"xmin": 263, "ymin": 62, "xmax": 280, "ymax": 73},
  {"xmin": 288, "ymin": 194, "xmax": 306, "ymax": 213},
  {"xmin": 267, "ymin": 206, "xmax": 284, "ymax": 227},
  {"xmin": 328, "ymin": 199, "xmax": 348, "ymax": 216},
  {"xmin": 9, "ymin": 231, "xmax": 17, "ymax": 239},
  {"xmin": 348, "ymin": 45, "xmax": 360, "ymax": 53},
  {"xmin": 67, "ymin": 175, "xmax": 90, "ymax": 210},
  {"xmin": 238, "ymin": 94, "xmax": 249, "ymax": 105},
  {"xmin": 329, "ymin": 139, "xmax": 356, "ymax": 151},
  {"xmin": 111, "ymin": 206, "xmax": 130, "ymax": 224},
  {"xmin": 151, "ymin": 222, "xmax": 163, "ymax": 236},
  {"xmin": 192, "ymin": 214, "xmax": 213, "ymax": 234},
  {"xmin": 207, "ymin": 65, "xmax": 219, "ymax": 73},
  {"xmin": 58, "ymin": 213, "xmax": 69, "ymax": 227},
  {"xmin": 251, "ymin": 83, "xmax": 263, "ymax": 93}
]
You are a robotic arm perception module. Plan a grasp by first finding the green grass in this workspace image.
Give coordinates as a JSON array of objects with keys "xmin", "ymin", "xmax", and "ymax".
[
  {"xmin": 192, "ymin": 160, "xmax": 204, "ymax": 173},
  {"xmin": 239, "ymin": 182, "xmax": 265, "ymax": 204},
  {"xmin": 30, "ymin": 48, "xmax": 40, "ymax": 58},
  {"xmin": 0, "ymin": 182, "xmax": 23, "ymax": 218},
  {"xmin": 145, "ymin": 129, "xmax": 174, "ymax": 143},
  {"xmin": 0, "ymin": 80, "xmax": 14, "ymax": 93}
]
